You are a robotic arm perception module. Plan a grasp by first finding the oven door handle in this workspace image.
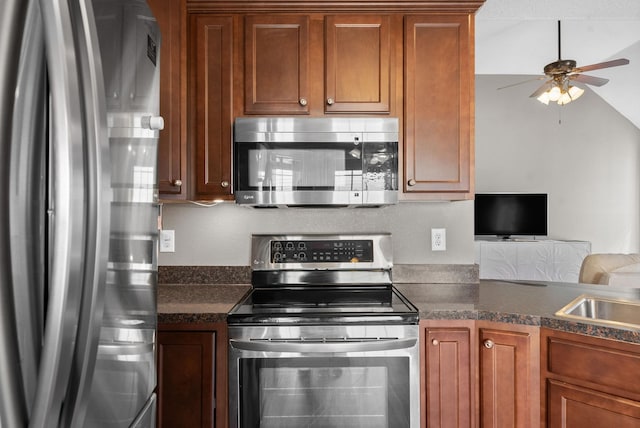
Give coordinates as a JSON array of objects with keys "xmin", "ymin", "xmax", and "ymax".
[{"xmin": 229, "ymin": 338, "xmax": 417, "ymax": 353}]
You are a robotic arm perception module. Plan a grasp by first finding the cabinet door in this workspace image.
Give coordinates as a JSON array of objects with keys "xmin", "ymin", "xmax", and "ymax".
[
  {"xmin": 158, "ymin": 331, "xmax": 215, "ymax": 428},
  {"xmin": 189, "ymin": 14, "xmax": 233, "ymax": 199},
  {"xmin": 423, "ymin": 326, "xmax": 473, "ymax": 428},
  {"xmin": 325, "ymin": 15, "xmax": 390, "ymax": 113},
  {"xmin": 404, "ymin": 15, "xmax": 472, "ymax": 197},
  {"xmin": 149, "ymin": 0, "xmax": 186, "ymax": 198},
  {"xmin": 547, "ymin": 380, "xmax": 640, "ymax": 428},
  {"xmin": 244, "ymin": 15, "xmax": 310, "ymax": 114},
  {"xmin": 479, "ymin": 325, "xmax": 539, "ymax": 428}
]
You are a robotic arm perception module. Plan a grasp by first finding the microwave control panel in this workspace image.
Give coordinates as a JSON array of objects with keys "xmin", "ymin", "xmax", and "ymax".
[{"xmin": 270, "ymin": 239, "xmax": 373, "ymax": 263}]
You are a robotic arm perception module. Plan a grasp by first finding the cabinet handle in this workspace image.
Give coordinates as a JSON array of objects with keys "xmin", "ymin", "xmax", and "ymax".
[
  {"xmin": 142, "ymin": 115, "xmax": 165, "ymax": 130},
  {"xmin": 299, "ymin": 98, "xmax": 307, "ymax": 106},
  {"xmin": 431, "ymin": 339, "xmax": 439, "ymax": 346},
  {"xmin": 326, "ymin": 98, "xmax": 334, "ymax": 105},
  {"xmin": 221, "ymin": 180, "xmax": 229, "ymax": 188},
  {"xmin": 483, "ymin": 339, "xmax": 494, "ymax": 349},
  {"xmin": 408, "ymin": 179, "xmax": 416, "ymax": 186},
  {"xmin": 171, "ymin": 179, "xmax": 182, "ymax": 187}
]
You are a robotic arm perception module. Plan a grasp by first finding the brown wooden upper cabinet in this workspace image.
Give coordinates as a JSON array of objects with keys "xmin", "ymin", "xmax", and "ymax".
[
  {"xmin": 153, "ymin": 1, "xmax": 481, "ymax": 202},
  {"xmin": 244, "ymin": 15, "xmax": 310, "ymax": 114},
  {"xmin": 188, "ymin": 13, "xmax": 234, "ymax": 200},
  {"xmin": 148, "ymin": 0, "xmax": 186, "ymax": 199},
  {"xmin": 243, "ymin": 14, "xmax": 391, "ymax": 115},
  {"xmin": 403, "ymin": 15, "xmax": 473, "ymax": 199},
  {"xmin": 324, "ymin": 15, "xmax": 391, "ymax": 113}
]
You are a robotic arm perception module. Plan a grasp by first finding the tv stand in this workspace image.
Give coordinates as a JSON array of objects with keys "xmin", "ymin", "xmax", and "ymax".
[{"xmin": 474, "ymin": 239, "xmax": 591, "ymax": 282}]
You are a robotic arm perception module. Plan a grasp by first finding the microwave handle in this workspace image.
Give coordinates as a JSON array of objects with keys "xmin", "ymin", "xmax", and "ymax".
[{"xmin": 229, "ymin": 337, "xmax": 417, "ymax": 353}]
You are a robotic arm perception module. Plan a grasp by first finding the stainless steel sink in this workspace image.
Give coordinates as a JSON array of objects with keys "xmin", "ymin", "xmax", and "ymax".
[{"xmin": 555, "ymin": 295, "xmax": 640, "ymax": 330}]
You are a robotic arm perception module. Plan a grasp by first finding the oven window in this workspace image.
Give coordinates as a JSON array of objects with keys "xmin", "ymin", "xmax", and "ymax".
[{"xmin": 239, "ymin": 357, "xmax": 410, "ymax": 428}]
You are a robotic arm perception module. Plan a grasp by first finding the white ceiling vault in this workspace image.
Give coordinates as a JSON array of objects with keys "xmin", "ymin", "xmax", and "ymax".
[{"xmin": 475, "ymin": 0, "xmax": 640, "ymax": 129}]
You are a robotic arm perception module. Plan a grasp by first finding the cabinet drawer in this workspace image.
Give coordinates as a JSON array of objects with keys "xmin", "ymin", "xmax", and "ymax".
[{"xmin": 546, "ymin": 334, "xmax": 640, "ymax": 397}]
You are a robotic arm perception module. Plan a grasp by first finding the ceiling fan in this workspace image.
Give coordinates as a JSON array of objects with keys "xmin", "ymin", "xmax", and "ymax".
[{"xmin": 503, "ymin": 21, "xmax": 630, "ymax": 105}]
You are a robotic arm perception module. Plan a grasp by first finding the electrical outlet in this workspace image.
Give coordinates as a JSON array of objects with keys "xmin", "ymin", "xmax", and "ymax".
[
  {"xmin": 160, "ymin": 229, "xmax": 175, "ymax": 253},
  {"xmin": 431, "ymin": 228, "xmax": 446, "ymax": 251}
]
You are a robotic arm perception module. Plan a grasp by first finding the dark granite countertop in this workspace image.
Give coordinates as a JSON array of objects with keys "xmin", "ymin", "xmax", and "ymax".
[
  {"xmin": 158, "ymin": 284, "xmax": 251, "ymax": 324},
  {"xmin": 158, "ymin": 279, "xmax": 640, "ymax": 343}
]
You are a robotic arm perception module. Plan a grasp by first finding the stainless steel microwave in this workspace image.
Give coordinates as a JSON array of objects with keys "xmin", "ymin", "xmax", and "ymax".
[{"xmin": 233, "ymin": 117, "xmax": 399, "ymax": 207}]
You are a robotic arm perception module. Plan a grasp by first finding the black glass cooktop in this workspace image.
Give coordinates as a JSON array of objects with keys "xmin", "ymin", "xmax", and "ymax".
[{"xmin": 227, "ymin": 286, "xmax": 418, "ymax": 325}]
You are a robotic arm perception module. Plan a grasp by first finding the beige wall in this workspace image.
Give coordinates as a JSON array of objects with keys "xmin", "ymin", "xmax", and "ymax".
[
  {"xmin": 158, "ymin": 201, "xmax": 474, "ymax": 266},
  {"xmin": 476, "ymin": 75, "xmax": 640, "ymax": 253}
]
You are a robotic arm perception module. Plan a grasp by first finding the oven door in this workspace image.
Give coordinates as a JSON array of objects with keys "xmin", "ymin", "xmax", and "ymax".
[{"xmin": 228, "ymin": 324, "xmax": 419, "ymax": 428}]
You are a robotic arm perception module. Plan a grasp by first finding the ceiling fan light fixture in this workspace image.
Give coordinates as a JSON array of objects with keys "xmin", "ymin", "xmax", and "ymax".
[
  {"xmin": 521, "ymin": 20, "xmax": 629, "ymax": 108},
  {"xmin": 548, "ymin": 86, "xmax": 562, "ymax": 102},
  {"xmin": 557, "ymin": 91, "xmax": 573, "ymax": 105},
  {"xmin": 537, "ymin": 91, "xmax": 551, "ymax": 105},
  {"xmin": 568, "ymin": 85, "xmax": 584, "ymax": 101}
]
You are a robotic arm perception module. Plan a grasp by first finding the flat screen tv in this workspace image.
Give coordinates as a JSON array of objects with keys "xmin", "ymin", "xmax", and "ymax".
[{"xmin": 474, "ymin": 193, "xmax": 548, "ymax": 239}]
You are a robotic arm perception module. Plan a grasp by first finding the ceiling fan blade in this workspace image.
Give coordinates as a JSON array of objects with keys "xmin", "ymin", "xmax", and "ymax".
[
  {"xmin": 497, "ymin": 76, "xmax": 546, "ymax": 90},
  {"xmin": 529, "ymin": 80, "xmax": 553, "ymax": 98},
  {"xmin": 574, "ymin": 58, "xmax": 630, "ymax": 73},
  {"xmin": 570, "ymin": 74, "xmax": 609, "ymax": 87}
]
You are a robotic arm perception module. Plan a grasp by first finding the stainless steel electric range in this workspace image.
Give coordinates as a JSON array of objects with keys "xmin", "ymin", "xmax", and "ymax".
[{"xmin": 227, "ymin": 233, "xmax": 419, "ymax": 428}]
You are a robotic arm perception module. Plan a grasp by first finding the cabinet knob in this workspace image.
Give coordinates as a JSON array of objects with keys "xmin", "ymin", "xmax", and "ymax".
[
  {"xmin": 171, "ymin": 179, "xmax": 182, "ymax": 187},
  {"xmin": 408, "ymin": 179, "xmax": 416, "ymax": 186},
  {"xmin": 299, "ymin": 98, "xmax": 308, "ymax": 106},
  {"xmin": 483, "ymin": 339, "xmax": 494, "ymax": 349},
  {"xmin": 431, "ymin": 339, "xmax": 439, "ymax": 346},
  {"xmin": 326, "ymin": 98, "xmax": 334, "ymax": 105},
  {"xmin": 221, "ymin": 180, "xmax": 230, "ymax": 188}
]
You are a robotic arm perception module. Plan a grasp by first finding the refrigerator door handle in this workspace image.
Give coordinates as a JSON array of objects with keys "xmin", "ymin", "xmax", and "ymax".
[
  {"xmin": 7, "ymin": 0, "xmax": 48, "ymax": 421},
  {"xmin": 0, "ymin": 1, "xmax": 31, "ymax": 427},
  {"xmin": 59, "ymin": 0, "xmax": 112, "ymax": 427}
]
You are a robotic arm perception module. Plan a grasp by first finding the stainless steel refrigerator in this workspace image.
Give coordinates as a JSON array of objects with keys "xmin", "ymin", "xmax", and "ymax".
[{"xmin": 0, "ymin": 0, "xmax": 161, "ymax": 426}]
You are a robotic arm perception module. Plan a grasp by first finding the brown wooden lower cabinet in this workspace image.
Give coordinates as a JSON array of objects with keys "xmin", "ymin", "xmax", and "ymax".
[
  {"xmin": 541, "ymin": 328, "xmax": 640, "ymax": 428},
  {"xmin": 421, "ymin": 320, "xmax": 540, "ymax": 428},
  {"xmin": 421, "ymin": 320, "xmax": 475, "ymax": 428},
  {"xmin": 478, "ymin": 322, "xmax": 540, "ymax": 428},
  {"xmin": 157, "ymin": 323, "xmax": 228, "ymax": 428},
  {"xmin": 547, "ymin": 380, "xmax": 640, "ymax": 427}
]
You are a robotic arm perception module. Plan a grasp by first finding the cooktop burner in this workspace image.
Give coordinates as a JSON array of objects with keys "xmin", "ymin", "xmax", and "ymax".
[
  {"xmin": 227, "ymin": 234, "xmax": 418, "ymax": 325},
  {"xmin": 227, "ymin": 286, "xmax": 417, "ymax": 324}
]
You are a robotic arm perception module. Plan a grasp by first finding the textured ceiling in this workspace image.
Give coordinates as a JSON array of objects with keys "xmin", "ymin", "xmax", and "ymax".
[{"xmin": 475, "ymin": 0, "xmax": 640, "ymax": 129}]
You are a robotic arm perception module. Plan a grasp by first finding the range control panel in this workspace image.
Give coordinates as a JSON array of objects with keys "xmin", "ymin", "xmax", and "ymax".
[{"xmin": 270, "ymin": 239, "xmax": 374, "ymax": 263}]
